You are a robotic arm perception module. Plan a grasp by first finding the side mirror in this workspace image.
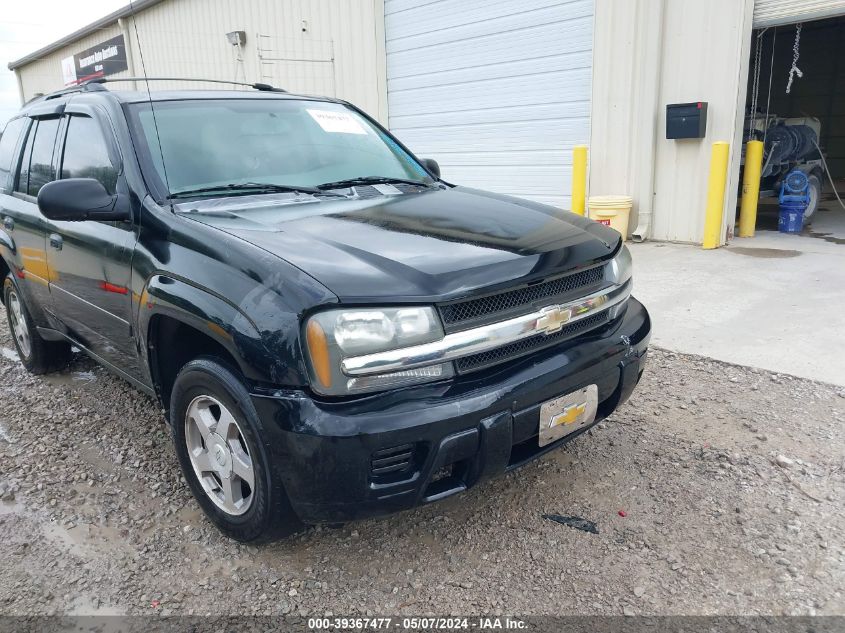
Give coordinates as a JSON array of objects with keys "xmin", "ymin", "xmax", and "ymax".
[
  {"xmin": 421, "ymin": 158, "xmax": 441, "ymax": 179},
  {"xmin": 37, "ymin": 178, "xmax": 129, "ymax": 222}
]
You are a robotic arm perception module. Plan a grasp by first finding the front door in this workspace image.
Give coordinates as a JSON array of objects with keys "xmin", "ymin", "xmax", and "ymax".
[{"xmin": 45, "ymin": 109, "xmax": 140, "ymax": 377}]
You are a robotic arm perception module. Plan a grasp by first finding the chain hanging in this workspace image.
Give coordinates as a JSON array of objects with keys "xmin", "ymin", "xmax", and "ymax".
[
  {"xmin": 786, "ymin": 23, "xmax": 803, "ymax": 94},
  {"xmin": 750, "ymin": 29, "xmax": 765, "ymax": 134}
]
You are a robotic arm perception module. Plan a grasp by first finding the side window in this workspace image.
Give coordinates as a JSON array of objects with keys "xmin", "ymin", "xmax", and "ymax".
[
  {"xmin": 15, "ymin": 120, "xmax": 35, "ymax": 195},
  {"xmin": 0, "ymin": 118, "xmax": 28, "ymax": 193},
  {"xmin": 61, "ymin": 115, "xmax": 118, "ymax": 194},
  {"xmin": 27, "ymin": 117, "xmax": 61, "ymax": 197}
]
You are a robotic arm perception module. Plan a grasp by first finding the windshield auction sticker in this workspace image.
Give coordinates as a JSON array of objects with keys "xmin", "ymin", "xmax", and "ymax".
[{"xmin": 307, "ymin": 109, "xmax": 367, "ymax": 134}]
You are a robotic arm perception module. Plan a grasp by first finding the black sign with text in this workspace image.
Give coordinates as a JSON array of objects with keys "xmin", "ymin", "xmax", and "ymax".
[{"xmin": 62, "ymin": 34, "xmax": 128, "ymax": 85}]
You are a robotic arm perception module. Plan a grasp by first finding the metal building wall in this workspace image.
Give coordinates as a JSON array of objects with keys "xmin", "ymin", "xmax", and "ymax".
[
  {"xmin": 590, "ymin": 0, "xmax": 754, "ymax": 244},
  {"xmin": 588, "ymin": 0, "xmax": 663, "ymax": 239},
  {"xmin": 15, "ymin": 0, "xmax": 388, "ymax": 124}
]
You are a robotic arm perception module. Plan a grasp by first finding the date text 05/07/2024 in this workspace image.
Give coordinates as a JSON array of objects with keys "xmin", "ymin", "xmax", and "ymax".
[{"xmin": 307, "ymin": 617, "xmax": 528, "ymax": 630}]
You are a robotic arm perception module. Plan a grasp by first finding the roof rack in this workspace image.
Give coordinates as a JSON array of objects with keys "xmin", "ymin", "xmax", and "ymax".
[
  {"xmin": 33, "ymin": 81, "xmax": 108, "ymax": 103},
  {"xmin": 84, "ymin": 77, "xmax": 286, "ymax": 92},
  {"xmin": 31, "ymin": 76, "xmax": 287, "ymax": 106}
]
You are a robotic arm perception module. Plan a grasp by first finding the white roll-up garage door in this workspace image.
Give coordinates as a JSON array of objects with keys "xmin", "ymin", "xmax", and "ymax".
[
  {"xmin": 384, "ymin": 0, "xmax": 594, "ymax": 209},
  {"xmin": 754, "ymin": 0, "xmax": 845, "ymax": 27}
]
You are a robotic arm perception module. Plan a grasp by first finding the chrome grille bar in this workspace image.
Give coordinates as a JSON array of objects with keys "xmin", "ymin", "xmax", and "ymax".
[{"xmin": 341, "ymin": 280, "xmax": 631, "ymax": 377}]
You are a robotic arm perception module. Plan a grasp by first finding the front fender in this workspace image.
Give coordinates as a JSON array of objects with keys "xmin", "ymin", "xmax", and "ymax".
[{"xmin": 137, "ymin": 274, "xmax": 297, "ymax": 387}]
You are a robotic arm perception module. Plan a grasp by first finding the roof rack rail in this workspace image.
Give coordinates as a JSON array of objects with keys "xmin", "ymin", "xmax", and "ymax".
[
  {"xmin": 82, "ymin": 77, "xmax": 286, "ymax": 92},
  {"xmin": 30, "ymin": 81, "xmax": 108, "ymax": 103}
]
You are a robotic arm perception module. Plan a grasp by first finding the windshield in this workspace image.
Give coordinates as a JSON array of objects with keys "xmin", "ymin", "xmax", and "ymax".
[{"xmin": 128, "ymin": 99, "xmax": 433, "ymax": 197}]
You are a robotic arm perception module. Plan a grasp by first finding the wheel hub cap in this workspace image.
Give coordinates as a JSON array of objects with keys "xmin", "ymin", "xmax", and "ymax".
[{"xmin": 209, "ymin": 435, "xmax": 232, "ymax": 476}]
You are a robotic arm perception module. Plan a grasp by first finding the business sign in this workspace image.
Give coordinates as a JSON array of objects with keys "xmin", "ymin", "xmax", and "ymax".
[{"xmin": 61, "ymin": 34, "xmax": 128, "ymax": 86}]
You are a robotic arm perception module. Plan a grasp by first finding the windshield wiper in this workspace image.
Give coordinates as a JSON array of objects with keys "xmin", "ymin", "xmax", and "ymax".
[
  {"xmin": 316, "ymin": 176, "xmax": 432, "ymax": 190},
  {"xmin": 169, "ymin": 182, "xmax": 347, "ymax": 199}
]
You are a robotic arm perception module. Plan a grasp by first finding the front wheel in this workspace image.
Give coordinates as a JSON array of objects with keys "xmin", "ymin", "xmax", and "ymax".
[{"xmin": 170, "ymin": 357, "xmax": 302, "ymax": 542}]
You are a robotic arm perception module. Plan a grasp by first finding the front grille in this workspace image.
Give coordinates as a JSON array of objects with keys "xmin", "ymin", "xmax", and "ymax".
[
  {"xmin": 455, "ymin": 312, "xmax": 609, "ymax": 374},
  {"xmin": 370, "ymin": 443, "xmax": 416, "ymax": 477},
  {"xmin": 439, "ymin": 266, "xmax": 605, "ymax": 329}
]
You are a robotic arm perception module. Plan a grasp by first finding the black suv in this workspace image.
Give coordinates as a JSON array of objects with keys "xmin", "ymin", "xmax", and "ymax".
[{"xmin": 0, "ymin": 81, "xmax": 650, "ymax": 542}]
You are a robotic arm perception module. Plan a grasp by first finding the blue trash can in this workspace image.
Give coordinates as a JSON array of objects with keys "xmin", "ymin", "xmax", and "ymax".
[{"xmin": 778, "ymin": 201, "xmax": 805, "ymax": 234}]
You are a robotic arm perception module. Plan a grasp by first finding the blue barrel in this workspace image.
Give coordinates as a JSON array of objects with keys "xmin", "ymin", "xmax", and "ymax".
[{"xmin": 778, "ymin": 200, "xmax": 805, "ymax": 234}]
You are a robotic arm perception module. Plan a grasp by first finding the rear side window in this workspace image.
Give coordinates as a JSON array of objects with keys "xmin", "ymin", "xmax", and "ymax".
[
  {"xmin": 27, "ymin": 117, "xmax": 61, "ymax": 197},
  {"xmin": 61, "ymin": 115, "xmax": 117, "ymax": 194},
  {"xmin": 0, "ymin": 118, "xmax": 28, "ymax": 193}
]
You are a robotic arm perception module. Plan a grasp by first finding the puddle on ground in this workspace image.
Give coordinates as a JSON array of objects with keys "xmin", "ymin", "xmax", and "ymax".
[
  {"xmin": 1, "ymin": 346, "xmax": 19, "ymax": 362},
  {"xmin": 806, "ymin": 228, "xmax": 845, "ymax": 245},
  {"xmin": 41, "ymin": 369, "xmax": 97, "ymax": 387},
  {"xmin": 727, "ymin": 246, "xmax": 802, "ymax": 258},
  {"xmin": 0, "ymin": 421, "xmax": 11, "ymax": 443}
]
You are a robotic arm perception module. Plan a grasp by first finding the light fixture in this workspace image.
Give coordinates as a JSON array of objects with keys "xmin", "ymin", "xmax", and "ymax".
[{"xmin": 226, "ymin": 31, "xmax": 246, "ymax": 47}]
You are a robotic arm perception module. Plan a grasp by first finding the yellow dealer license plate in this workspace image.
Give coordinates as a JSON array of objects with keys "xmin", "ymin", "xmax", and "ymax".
[{"xmin": 538, "ymin": 385, "xmax": 598, "ymax": 447}]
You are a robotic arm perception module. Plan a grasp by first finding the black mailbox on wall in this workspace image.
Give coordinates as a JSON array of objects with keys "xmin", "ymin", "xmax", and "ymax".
[{"xmin": 666, "ymin": 102, "xmax": 708, "ymax": 139}]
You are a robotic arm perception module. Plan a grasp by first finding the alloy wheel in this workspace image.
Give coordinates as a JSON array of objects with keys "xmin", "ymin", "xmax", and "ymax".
[
  {"xmin": 8, "ymin": 289, "xmax": 32, "ymax": 359},
  {"xmin": 184, "ymin": 394, "xmax": 255, "ymax": 516}
]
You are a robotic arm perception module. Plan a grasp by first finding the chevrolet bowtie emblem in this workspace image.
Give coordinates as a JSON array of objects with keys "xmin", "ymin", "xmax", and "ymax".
[
  {"xmin": 549, "ymin": 402, "xmax": 588, "ymax": 428},
  {"xmin": 536, "ymin": 305, "xmax": 573, "ymax": 335}
]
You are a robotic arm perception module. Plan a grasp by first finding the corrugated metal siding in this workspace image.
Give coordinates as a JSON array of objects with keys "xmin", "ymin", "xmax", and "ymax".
[
  {"xmin": 588, "ymin": 0, "xmax": 664, "ymax": 237},
  {"xmin": 754, "ymin": 0, "xmax": 845, "ymax": 27},
  {"xmin": 15, "ymin": 0, "xmax": 387, "ymax": 123},
  {"xmin": 649, "ymin": 0, "xmax": 753, "ymax": 244},
  {"xmin": 385, "ymin": 0, "xmax": 594, "ymax": 209}
]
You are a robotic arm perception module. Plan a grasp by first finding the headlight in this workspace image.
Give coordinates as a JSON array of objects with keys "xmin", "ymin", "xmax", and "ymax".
[
  {"xmin": 304, "ymin": 306, "xmax": 453, "ymax": 395},
  {"xmin": 606, "ymin": 244, "xmax": 633, "ymax": 287},
  {"xmin": 604, "ymin": 244, "xmax": 633, "ymax": 320}
]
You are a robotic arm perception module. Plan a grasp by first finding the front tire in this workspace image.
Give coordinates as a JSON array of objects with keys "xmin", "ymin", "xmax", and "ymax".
[
  {"xmin": 3, "ymin": 274, "xmax": 70, "ymax": 374},
  {"xmin": 170, "ymin": 357, "xmax": 302, "ymax": 542}
]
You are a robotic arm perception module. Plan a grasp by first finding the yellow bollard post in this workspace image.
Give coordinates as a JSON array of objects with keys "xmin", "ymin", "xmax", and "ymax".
[
  {"xmin": 738, "ymin": 140, "xmax": 764, "ymax": 237},
  {"xmin": 702, "ymin": 141, "xmax": 730, "ymax": 249},
  {"xmin": 571, "ymin": 145, "xmax": 588, "ymax": 216}
]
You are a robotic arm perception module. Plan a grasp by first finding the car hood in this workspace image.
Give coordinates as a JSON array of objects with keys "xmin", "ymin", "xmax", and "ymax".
[{"xmin": 180, "ymin": 186, "xmax": 620, "ymax": 302}]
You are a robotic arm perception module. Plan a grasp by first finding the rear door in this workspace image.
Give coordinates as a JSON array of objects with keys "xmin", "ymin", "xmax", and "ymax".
[
  {"xmin": 0, "ymin": 117, "xmax": 31, "ymax": 279},
  {"xmin": 0, "ymin": 116, "xmax": 59, "ymax": 321},
  {"xmin": 45, "ymin": 105, "xmax": 140, "ymax": 376}
]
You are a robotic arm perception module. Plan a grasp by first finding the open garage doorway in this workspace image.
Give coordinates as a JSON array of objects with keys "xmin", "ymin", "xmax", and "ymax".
[{"xmin": 741, "ymin": 15, "xmax": 845, "ymax": 242}]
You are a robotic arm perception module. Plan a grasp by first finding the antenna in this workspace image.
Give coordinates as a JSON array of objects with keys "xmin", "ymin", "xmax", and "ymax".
[{"xmin": 128, "ymin": 0, "xmax": 172, "ymax": 202}]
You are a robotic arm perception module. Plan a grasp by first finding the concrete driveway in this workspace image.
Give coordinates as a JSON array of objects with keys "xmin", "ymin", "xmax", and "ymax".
[{"xmin": 628, "ymin": 207, "xmax": 845, "ymax": 386}]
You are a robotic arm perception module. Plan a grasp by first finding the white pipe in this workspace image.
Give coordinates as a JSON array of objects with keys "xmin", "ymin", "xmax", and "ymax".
[{"xmin": 631, "ymin": 0, "xmax": 667, "ymax": 242}]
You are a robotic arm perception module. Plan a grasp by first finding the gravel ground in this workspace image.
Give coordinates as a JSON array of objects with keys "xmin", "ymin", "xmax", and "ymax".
[{"xmin": 0, "ymin": 315, "xmax": 843, "ymax": 617}]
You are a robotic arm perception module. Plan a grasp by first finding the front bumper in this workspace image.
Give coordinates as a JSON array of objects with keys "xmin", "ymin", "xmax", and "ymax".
[{"xmin": 252, "ymin": 298, "xmax": 651, "ymax": 524}]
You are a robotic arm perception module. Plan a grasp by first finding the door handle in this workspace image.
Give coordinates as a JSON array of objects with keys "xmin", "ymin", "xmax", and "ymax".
[
  {"xmin": 49, "ymin": 233, "xmax": 63, "ymax": 250},
  {"xmin": 2, "ymin": 217, "xmax": 12, "ymax": 231}
]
